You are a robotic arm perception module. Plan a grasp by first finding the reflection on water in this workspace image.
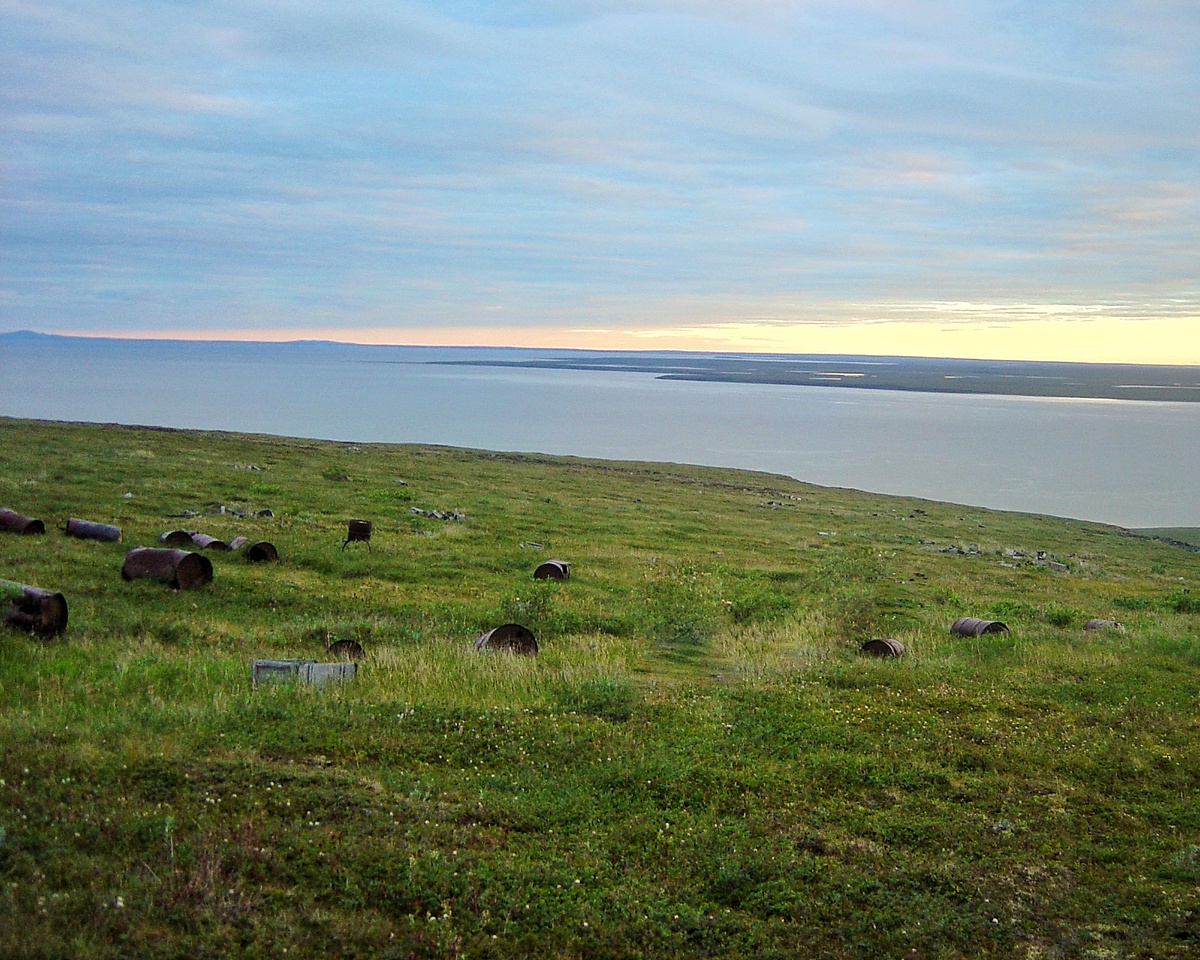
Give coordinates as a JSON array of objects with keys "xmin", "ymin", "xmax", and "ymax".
[{"xmin": 2, "ymin": 338, "xmax": 1197, "ymax": 527}]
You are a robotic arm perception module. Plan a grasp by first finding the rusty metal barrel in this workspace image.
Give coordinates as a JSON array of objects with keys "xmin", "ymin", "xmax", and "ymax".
[
  {"xmin": 159, "ymin": 529, "xmax": 196, "ymax": 547},
  {"xmin": 245, "ymin": 540, "xmax": 279, "ymax": 562},
  {"xmin": 1, "ymin": 579, "xmax": 68, "ymax": 636},
  {"xmin": 122, "ymin": 547, "xmax": 213, "ymax": 589},
  {"xmin": 1084, "ymin": 618, "xmax": 1125, "ymax": 633},
  {"xmin": 327, "ymin": 638, "xmax": 365, "ymax": 661},
  {"xmin": 64, "ymin": 517, "xmax": 122, "ymax": 543},
  {"xmin": 343, "ymin": 519, "xmax": 372, "ymax": 550},
  {"xmin": 189, "ymin": 532, "xmax": 232, "ymax": 551},
  {"xmin": 474, "ymin": 623, "xmax": 538, "ymax": 655},
  {"xmin": 950, "ymin": 617, "xmax": 1009, "ymax": 637},
  {"xmin": 229, "ymin": 537, "xmax": 279, "ymax": 562},
  {"xmin": 861, "ymin": 638, "xmax": 905, "ymax": 657},
  {"xmin": 533, "ymin": 559, "xmax": 571, "ymax": 581},
  {"xmin": 0, "ymin": 508, "xmax": 45, "ymax": 535}
]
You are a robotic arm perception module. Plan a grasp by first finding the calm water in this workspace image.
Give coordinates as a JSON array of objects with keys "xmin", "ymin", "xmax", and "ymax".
[{"xmin": 2, "ymin": 337, "xmax": 1198, "ymax": 528}]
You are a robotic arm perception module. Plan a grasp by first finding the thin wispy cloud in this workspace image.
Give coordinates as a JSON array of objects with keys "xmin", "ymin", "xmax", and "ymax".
[{"xmin": 2, "ymin": 1, "xmax": 1197, "ymax": 359}]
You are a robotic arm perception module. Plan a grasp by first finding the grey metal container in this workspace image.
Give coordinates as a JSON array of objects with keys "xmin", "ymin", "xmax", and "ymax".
[{"xmin": 251, "ymin": 658, "xmax": 356, "ymax": 686}]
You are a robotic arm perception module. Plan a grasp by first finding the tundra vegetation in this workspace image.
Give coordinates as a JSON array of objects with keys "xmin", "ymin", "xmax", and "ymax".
[{"xmin": 1, "ymin": 416, "xmax": 1198, "ymax": 959}]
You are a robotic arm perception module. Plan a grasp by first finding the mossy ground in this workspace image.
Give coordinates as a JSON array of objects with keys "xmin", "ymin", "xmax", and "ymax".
[{"xmin": 1, "ymin": 417, "xmax": 1198, "ymax": 958}]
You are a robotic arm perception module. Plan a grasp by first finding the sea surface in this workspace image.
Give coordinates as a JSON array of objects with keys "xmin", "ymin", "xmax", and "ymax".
[{"xmin": 2, "ymin": 335, "xmax": 1198, "ymax": 528}]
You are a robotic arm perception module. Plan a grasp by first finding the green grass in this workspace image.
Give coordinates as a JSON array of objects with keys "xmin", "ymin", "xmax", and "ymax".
[{"xmin": 2, "ymin": 416, "xmax": 1199, "ymax": 958}]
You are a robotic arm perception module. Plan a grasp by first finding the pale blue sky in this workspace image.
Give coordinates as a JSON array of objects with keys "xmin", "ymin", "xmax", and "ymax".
[{"xmin": 3, "ymin": 1, "xmax": 1198, "ymax": 360}]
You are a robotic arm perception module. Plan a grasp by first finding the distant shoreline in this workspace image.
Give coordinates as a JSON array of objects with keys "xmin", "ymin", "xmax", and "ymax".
[
  {"xmin": 5, "ymin": 330, "xmax": 1200, "ymax": 403},
  {"xmin": 430, "ymin": 354, "xmax": 1200, "ymax": 403}
]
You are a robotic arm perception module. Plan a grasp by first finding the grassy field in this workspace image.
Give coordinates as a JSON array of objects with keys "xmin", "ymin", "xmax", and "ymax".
[{"xmin": 1, "ymin": 416, "xmax": 1198, "ymax": 959}]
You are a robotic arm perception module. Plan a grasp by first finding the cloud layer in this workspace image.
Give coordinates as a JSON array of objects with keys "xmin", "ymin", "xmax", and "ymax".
[{"xmin": 3, "ymin": 1, "xmax": 1198, "ymax": 357}]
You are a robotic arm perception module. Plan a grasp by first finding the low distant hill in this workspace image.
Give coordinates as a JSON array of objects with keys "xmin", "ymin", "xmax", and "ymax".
[{"xmin": 1136, "ymin": 527, "xmax": 1200, "ymax": 550}]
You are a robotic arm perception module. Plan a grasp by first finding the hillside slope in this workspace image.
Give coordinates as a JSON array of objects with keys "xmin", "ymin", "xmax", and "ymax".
[{"xmin": 2, "ymin": 417, "xmax": 1198, "ymax": 958}]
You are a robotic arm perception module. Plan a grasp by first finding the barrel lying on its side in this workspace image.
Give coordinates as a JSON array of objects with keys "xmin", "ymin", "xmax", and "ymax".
[
  {"xmin": 65, "ymin": 517, "xmax": 122, "ymax": 543},
  {"xmin": 122, "ymin": 548, "xmax": 213, "ymax": 589},
  {"xmin": 1, "ymin": 579, "xmax": 68, "ymax": 636},
  {"xmin": 861, "ymin": 637, "xmax": 905, "ymax": 657},
  {"xmin": 190, "ymin": 533, "xmax": 232, "ymax": 551},
  {"xmin": 474, "ymin": 623, "xmax": 538, "ymax": 655},
  {"xmin": 0, "ymin": 508, "xmax": 45, "ymax": 535},
  {"xmin": 1084, "ymin": 618, "xmax": 1125, "ymax": 633},
  {"xmin": 950, "ymin": 617, "xmax": 1009, "ymax": 637},
  {"xmin": 533, "ymin": 559, "xmax": 571, "ymax": 581},
  {"xmin": 229, "ymin": 537, "xmax": 279, "ymax": 562}
]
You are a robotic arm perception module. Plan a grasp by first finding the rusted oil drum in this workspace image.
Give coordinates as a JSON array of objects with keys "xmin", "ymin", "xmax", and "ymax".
[
  {"xmin": 950, "ymin": 617, "xmax": 1009, "ymax": 637},
  {"xmin": 122, "ymin": 547, "xmax": 213, "ymax": 589},
  {"xmin": 159, "ymin": 529, "xmax": 195, "ymax": 547},
  {"xmin": 861, "ymin": 638, "xmax": 905, "ymax": 657},
  {"xmin": 327, "ymin": 638, "xmax": 365, "ymax": 661},
  {"xmin": 65, "ymin": 517, "xmax": 122, "ymax": 543},
  {"xmin": 1, "ymin": 579, "xmax": 68, "ymax": 636},
  {"xmin": 190, "ymin": 532, "xmax": 232, "ymax": 551},
  {"xmin": 228, "ymin": 536, "xmax": 279, "ymax": 562},
  {"xmin": 343, "ymin": 519, "xmax": 372, "ymax": 549},
  {"xmin": 533, "ymin": 559, "xmax": 571, "ymax": 581},
  {"xmin": 0, "ymin": 508, "xmax": 45, "ymax": 535},
  {"xmin": 1084, "ymin": 618, "xmax": 1125, "ymax": 633},
  {"xmin": 474, "ymin": 623, "xmax": 538, "ymax": 655},
  {"xmin": 244, "ymin": 541, "xmax": 279, "ymax": 562}
]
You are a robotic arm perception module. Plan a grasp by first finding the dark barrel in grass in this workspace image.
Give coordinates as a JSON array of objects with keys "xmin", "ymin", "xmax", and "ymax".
[
  {"xmin": 861, "ymin": 638, "xmax": 905, "ymax": 657},
  {"xmin": 65, "ymin": 517, "xmax": 122, "ymax": 542},
  {"xmin": 229, "ymin": 537, "xmax": 279, "ymax": 562},
  {"xmin": 343, "ymin": 519, "xmax": 371, "ymax": 549},
  {"xmin": 159, "ymin": 529, "xmax": 196, "ymax": 546},
  {"xmin": 474, "ymin": 623, "xmax": 538, "ymax": 655},
  {"xmin": 327, "ymin": 638, "xmax": 365, "ymax": 661},
  {"xmin": 1, "ymin": 579, "xmax": 68, "ymax": 636},
  {"xmin": 950, "ymin": 617, "xmax": 1009, "ymax": 637},
  {"xmin": 189, "ymin": 532, "xmax": 232, "ymax": 551},
  {"xmin": 533, "ymin": 559, "xmax": 571, "ymax": 581},
  {"xmin": 0, "ymin": 508, "xmax": 45, "ymax": 535},
  {"xmin": 121, "ymin": 547, "xmax": 213, "ymax": 589}
]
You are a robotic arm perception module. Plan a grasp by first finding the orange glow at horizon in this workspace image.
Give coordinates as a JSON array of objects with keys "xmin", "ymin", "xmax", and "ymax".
[{"xmin": 67, "ymin": 314, "xmax": 1200, "ymax": 365}]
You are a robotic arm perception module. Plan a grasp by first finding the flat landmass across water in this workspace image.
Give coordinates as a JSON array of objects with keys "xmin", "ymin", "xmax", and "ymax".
[{"xmin": 433, "ymin": 351, "xmax": 1200, "ymax": 402}]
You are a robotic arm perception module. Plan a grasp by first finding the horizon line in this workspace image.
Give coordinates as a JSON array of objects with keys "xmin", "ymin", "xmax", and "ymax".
[{"xmin": 5, "ymin": 327, "xmax": 1200, "ymax": 369}]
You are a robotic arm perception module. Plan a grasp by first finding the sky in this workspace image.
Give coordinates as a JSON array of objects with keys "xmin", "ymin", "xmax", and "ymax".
[{"xmin": 2, "ymin": 1, "xmax": 1199, "ymax": 363}]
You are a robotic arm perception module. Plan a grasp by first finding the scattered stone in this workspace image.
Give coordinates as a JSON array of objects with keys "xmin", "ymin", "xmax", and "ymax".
[{"xmin": 410, "ymin": 507, "xmax": 465, "ymax": 521}]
